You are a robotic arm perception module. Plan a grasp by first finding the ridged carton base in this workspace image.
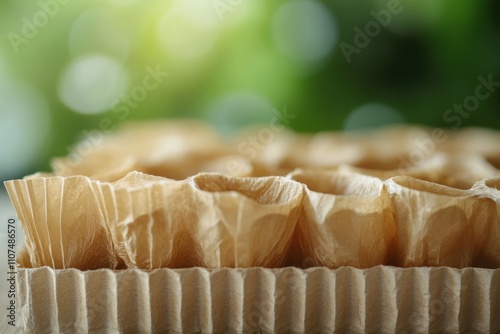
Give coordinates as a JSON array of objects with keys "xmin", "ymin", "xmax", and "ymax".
[{"xmin": 18, "ymin": 266, "xmax": 500, "ymax": 333}]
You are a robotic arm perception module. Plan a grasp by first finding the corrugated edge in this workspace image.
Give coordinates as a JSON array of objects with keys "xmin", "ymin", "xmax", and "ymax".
[{"xmin": 18, "ymin": 266, "xmax": 500, "ymax": 334}]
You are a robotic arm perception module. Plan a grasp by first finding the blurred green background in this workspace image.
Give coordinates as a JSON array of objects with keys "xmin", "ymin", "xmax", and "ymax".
[{"xmin": 0, "ymin": 0, "xmax": 499, "ymax": 182}]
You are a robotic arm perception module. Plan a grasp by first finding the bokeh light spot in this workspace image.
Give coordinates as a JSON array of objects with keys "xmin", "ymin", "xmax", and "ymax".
[
  {"xmin": 158, "ymin": 0, "xmax": 220, "ymax": 62},
  {"xmin": 58, "ymin": 54, "xmax": 128, "ymax": 115},
  {"xmin": 272, "ymin": 0, "xmax": 337, "ymax": 63},
  {"xmin": 343, "ymin": 103, "xmax": 405, "ymax": 131},
  {"xmin": 0, "ymin": 80, "xmax": 51, "ymax": 179}
]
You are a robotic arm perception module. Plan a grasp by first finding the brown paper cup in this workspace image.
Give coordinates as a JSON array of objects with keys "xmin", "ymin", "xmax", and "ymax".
[
  {"xmin": 189, "ymin": 173, "xmax": 304, "ymax": 268},
  {"xmin": 4, "ymin": 176, "xmax": 117, "ymax": 270},
  {"xmin": 288, "ymin": 169, "xmax": 396, "ymax": 268},
  {"xmin": 386, "ymin": 176, "xmax": 497, "ymax": 267},
  {"xmin": 94, "ymin": 172, "xmax": 305, "ymax": 269}
]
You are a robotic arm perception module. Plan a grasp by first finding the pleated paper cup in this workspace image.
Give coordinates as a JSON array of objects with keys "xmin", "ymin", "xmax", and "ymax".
[
  {"xmin": 353, "ymin": 126, "xmax": 435, "ymax": 171},
  {"xmin": 93, "ymin": 172, "xmax": 193, "ymax": 269},
  {"xmin": 52, "ymin": 153, "xmax": 138, "ymax": 182},
  {"xmin": 195, "ymin": 155, "xmax": 254, "ymax": 177},
  {"xmin": 304, "ymin": 132, "xmax": 366, "ymax": 168},
  {"xmin": 438, "ymin": 127, "xmax": 500, "ymax": 158},
  {"xmin": 6, "ymin": 122, "xmax": 500, "ymax": 333},
  {"xmin": 51, "ymin": 120, "xmax": 230, "ymax": 181},
  {"xmin": 94, "ymin": 172, "xmax": 305, "ymax": 269},
  {"xmin": 189, "ymin": 173, "xmax": 305, "ymax": 268},
  {"xmin": 386, "ymin": 176, "xmax": 497, "ymax": 268},
  {"xmin": 288, "ymin": 126, "xmax": 435, "ymax": 171},
  {"xmin": 339, "ymin": 152, "xmax": 500, "ymax": 191},
  {"xmin": 405, "ymin": 153, "xmax": 500, "ymax": 190},
  {"xmin": 232, "ymin": 128, "xmax": 307, "ymax": 171},
  {"xmin": 288, "ymin": 169, "xmax": 396, "ymax": 268},
  {"xmin": 4, "ymin": 176, "xmax": 118, "ymax": 270}
]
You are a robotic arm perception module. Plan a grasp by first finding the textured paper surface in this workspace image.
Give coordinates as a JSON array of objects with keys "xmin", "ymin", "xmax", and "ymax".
[
  {"xmin": 4, "ymin": 176, "xmax": 117, "ymax": 270},
  {"xmin": 17, "ymin": 266, "xmax": 500, "ymax": 333},
  {"xmin": 387, "ymin": 176, "xmax": 500, "ymax": 268},
  {"xmin": 288, "ymin": 169, "xmax": 397, "ymax": 268},
  {"xmin": 46, "ymin": 123, "xmax": 500, "ymax": 182},
  {"xmin": 51, "ymin": 120, "xmax": 229, "ymax": 182},
  {"xmin": 94, "ymin": 172, "xmax": 304, "ymax": 269},
  {"xmin": 4, "ymin": 124, "xmax": 500, "ymax": 332},
  {"xmin": 5, "ymin": 171, "xmax": 500, "ymax": 270}
]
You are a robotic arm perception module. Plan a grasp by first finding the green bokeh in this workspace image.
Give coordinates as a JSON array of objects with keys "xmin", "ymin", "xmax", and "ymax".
[{"xmin": 0, "ymin": 0, "xmax": 499, "ymax": 181}]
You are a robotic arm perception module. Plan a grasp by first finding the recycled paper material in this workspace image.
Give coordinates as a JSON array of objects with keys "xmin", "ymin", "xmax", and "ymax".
[
  {"xmin": 17, "ymin": 266, "xmax": 500, "ymax": 333},
  {"xmin": 5, "ymin": 171, "xmax": 500, "ymax": 270}
]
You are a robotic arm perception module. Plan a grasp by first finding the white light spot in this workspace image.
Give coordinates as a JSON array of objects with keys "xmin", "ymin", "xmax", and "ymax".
[
  {"xmin": 69, "ymin": 8, "xmax": 131, "ymax": 60},
  {"xmin": 157, "ymin": 0, "xmax": 219, "ymax": 61},
  {"xmin": 343, "ymin": 103, "xmax": 405, "ymax": 132},
  {"xmin": 272, "ymin": 0, "xmax": 337, "ymax": 63},
  {"xmin": 204, "ymin": 92, "xmax": 275, "ymax": 136},
  {"xmin": 0, "ymin": 80, "xmax": 51, "ymax": 179},
  {"xmin": 58, "ymin": 55, "xmax": 128, "ymax": 115}
]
